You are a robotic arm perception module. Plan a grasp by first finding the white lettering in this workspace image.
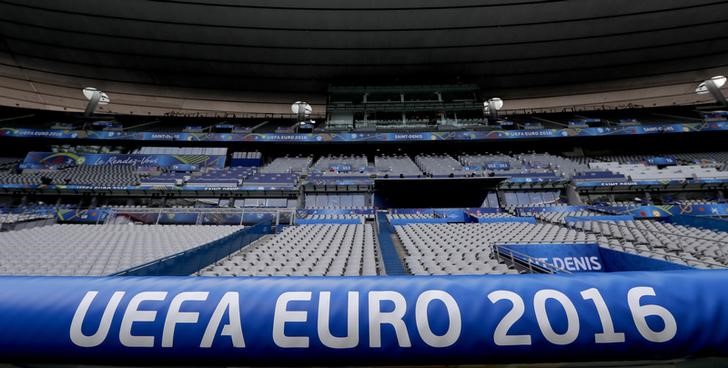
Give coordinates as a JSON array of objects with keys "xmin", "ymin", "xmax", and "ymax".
[
  {"xmin": 70, "ymin": 291, "xmax": 125, "ymax": 347},
  {"xmin": 317, "ymin": 291, "xmax": 359, "ymax": 349},
  {"xmin": 119, "ymin": 291, "xmax": 168, "ymax": 347},
  {"xmin": 368, "ymin": 291, "xmax": 411, "ymax": 348},
  {"xmin": 201, "ymin": 292, "xmax": 246, "ymax": 348},
  {"xmin": 415, "ymin": 291, "xmax": 461, "ymax": 348},
  {"xmin": 273, "ymin": 292, "xmax": 311, "ymax": 348},
  {"xmin": 162, "ymin": 292, "xmax": 208, "ymax": 348}
]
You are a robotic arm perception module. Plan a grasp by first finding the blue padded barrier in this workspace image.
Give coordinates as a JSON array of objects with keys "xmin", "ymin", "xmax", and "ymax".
[
  {"xmin": 295, "ymin": 218, "xmax": 363, "ymax": 225},
  {"xmin": 476, "ymin": 217, "xmax": 537, "ymax": 224},
  {"xmin": 388, "ymin": 218, "xmax": 454, "ymax": 225},
  {"xmin": 565, "ymin": 215, "xmax": 635, "ymax": 223},
  {"xmin": 670, "ymin": 214, "xmax": 728, "ymax": 232},
  {"xmin": 599, "ymin": 248, "xmax": 694, "ymax": 271},
  {"xmin": 0, "ymin": 272, "xmax": 727, "ymax": 365}
]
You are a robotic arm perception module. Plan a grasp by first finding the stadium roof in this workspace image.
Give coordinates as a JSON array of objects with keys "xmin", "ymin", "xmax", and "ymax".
[{"xmin": 1, "ymin": 0, "xmax": 727, "ymax": 114}]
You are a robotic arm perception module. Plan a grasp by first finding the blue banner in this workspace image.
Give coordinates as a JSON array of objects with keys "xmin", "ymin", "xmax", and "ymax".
[
  {"xmin": 485, "ymin": 162, "xmax": 511, "ymax": 170},
  {"xmin": 296, "ymin": 218, "xmax": 363, "ymax": 225},
  {"xmin": 669, "ymin": 215, "xmax": 728, "ymax": 233},
  {"xmin": 0, "ymin": 272, "xmax": 727, "ymax": 364},
  {"xmin": 672, "ymin": 203, "xmax": 728, "ymax": 217},
  {"xmin": 0, "ymin": 184, "xmax": 296, "ymax": 192},
  {"xmin": 22, "ymin": 152, "xmax": 225, "ymax": 169},
  {"xmin": 329, "ymin": 164, "xmax": 353, "ymax": 173},
  {"xmin": 433, "ymin": 208, "xmax": 468, "ymax": 222},
  {"xmin": 1, "ymin": 122, "xmax": 726, "ymax": 144},
  {"xmin": 594, "ymin": 204, "xmax": 728, "ymax": 219},
  {"xmin": 646, "ymin": 157, "xmax": 677, "ymax": 166},
  {"xmin": 463, "ymin": 208, "xmax": 501, "ymax": 215},
  {"xmin": 229, "ymin": 158, "xmax": 262, "ymax": 167},
  {"xmin": 588, "ymin": 205, "xmax": 673, "ymax": 218},
  {"xmin": 516, "ymin": 206, "xmax": 589, "ymax": 215},
  {"xmin": 565, "ymin": 215, "xmax": 635, "ymax": 223},
  {"xmin": 171, "ymin": 164, "xmax": 199, "ymax": 172},
  {"xmin": 506, "ymin": 176, "xmax": 563, "ymax": 183},
  {"xmin": 388, "ymin": 218, "xmax": 455, "ymax": 225},
  {"xmin": 297, "ymin": 209, "xmax": 375, "ymax": 216},
  {"xmin": 476, "ymin": 217, "xmax": 537, "ymax": 224},
  {"xmin": 54, "ymin": 208, "xmax": 110, "ymax": 223},
  {"xmin": 498, "ymin": 243, "xmax": 604, "ymax": 272},
  {"xmin": 575, "ymin": 179, "xmax": 728, "ymax": 187}
]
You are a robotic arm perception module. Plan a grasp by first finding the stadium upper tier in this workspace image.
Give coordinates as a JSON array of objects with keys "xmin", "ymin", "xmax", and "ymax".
[{"xmin": 1, "ymin": 149, "xmax": 727, "ymax": 192}]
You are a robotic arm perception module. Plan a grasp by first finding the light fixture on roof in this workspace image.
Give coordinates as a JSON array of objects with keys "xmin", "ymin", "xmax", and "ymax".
[
  {"xmin": 292, "ymin": 101, "xmax": 314, "ymax": 132},
  {"xmin": 484, "ymin": 98, "xmax": 504, "ymax": 120},
  {"xmin": 82, "ymin": 87, "xmax": 110, "ymax": 117},
  {"xmin": 291, "ymin": 101, "xmax": 312, "ymax": 120},
  {"xmin": 488, "ymin": 98, "xmax": 504, "ymax": 111},
  {"xmin": 695, "ymin": 76, "xmax": 727, "ymax": 106}
]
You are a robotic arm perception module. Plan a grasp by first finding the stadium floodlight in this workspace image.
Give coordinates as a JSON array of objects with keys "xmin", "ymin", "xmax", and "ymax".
[
  {"xmin": 488, "ymin": 98, "xmax": 504, "ymax": 111},
  {"xmin": 82, "ymin": 87, "xmax": 110, "ymax": 117},
  {"xmin": 291, "ymin": 101, "xmax": 312, "ymax": 121},
  {"xmin": 696, "ymin": 76, "xmax": 727, "ymax": 106},
  {"xmin": 484, "ymin": 98, "xmax": 504, "ymax": 120}
]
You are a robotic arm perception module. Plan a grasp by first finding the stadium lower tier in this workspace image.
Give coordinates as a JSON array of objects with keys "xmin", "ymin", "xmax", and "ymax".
[
  {"xmin": 0, "ymin": 224, "xmax": 244, "ymax": 276},
  {"xmin": 2, "ymin": 212, "xmax": 722, "ymax": 277},
  {"xmin": 198, "ymin": 224, "xmax": 380, "ymax": 276}
]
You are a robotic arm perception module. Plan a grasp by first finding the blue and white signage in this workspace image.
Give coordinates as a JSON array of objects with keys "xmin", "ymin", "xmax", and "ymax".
[
  {"xmin": 0, "ymin": 273, "xmax": 727, "ymax": 364},
  {"xmin": 497, "ymin": 243, "xmax": 604, "ymax": 272}
]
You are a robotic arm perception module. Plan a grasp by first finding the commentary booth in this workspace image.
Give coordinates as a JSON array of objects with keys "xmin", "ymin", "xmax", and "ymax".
[{"xmin": 1, "ymin": 270, "xmax": 728, "ymax": 366}]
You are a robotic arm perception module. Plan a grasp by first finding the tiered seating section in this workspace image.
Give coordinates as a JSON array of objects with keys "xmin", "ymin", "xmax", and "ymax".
[
  {"xmin": 0, "ymin": 165, "xmax": 141, "ymax": 186},
  {"xmin": 502, "ymin": 191, "xmax": 561, "ymax": 207},
  {"xmin": 1, "ymin": 151, "xmax": 727, "ymax": 190},
  {"xmin": 259, "ymin": 156, "xmax": 313, "ymax": 174},
  {"xmin": 527, "ymin": 209, "xmax": 605, "ymax": 223},
  {"xmin": 375, "ymin": 155, "xmax": 422, "ymax": 177},
  {"xmin": 571, "ymin": 220, "xmax": 727, "ymax": 268},
  {"xmin": 305, "ymin": 194, "xmax": 367, "ymax": 209},
  {"xmin": 0, "ymin": 224, "xmax": 243, "ymax": 276},
  {"xmin": 0, "ymin": 203, "xmax": 725, "ymax": 277},
  {"xmin": 199, "ymin": 224, "xmax": 379, "ymax": 276},
  {"xmin": 415, "ymin": 154, "xmax": 465, "ymax": 177},
  {"xmin": 396, "ymin": 223, "xmax": 594, "ymax": 275},
  {"xmin": 135, "ymin": 147, "xmax": 227, "ymax": 156}
]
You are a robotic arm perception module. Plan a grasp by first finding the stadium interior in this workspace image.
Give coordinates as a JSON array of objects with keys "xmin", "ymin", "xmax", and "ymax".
[
  {"xmin": 1, "ymin": 106, "xmax": 727, "ymax": 277},
  {"xmin": 1, "ymin": 1, "xmax": 728, "ymax": 367}
]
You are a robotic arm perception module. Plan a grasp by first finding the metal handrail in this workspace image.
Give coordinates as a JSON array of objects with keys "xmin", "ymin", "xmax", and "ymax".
[{"xmin": 492, "ymin": 243, "xmax": 571, "ymax": 275}]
